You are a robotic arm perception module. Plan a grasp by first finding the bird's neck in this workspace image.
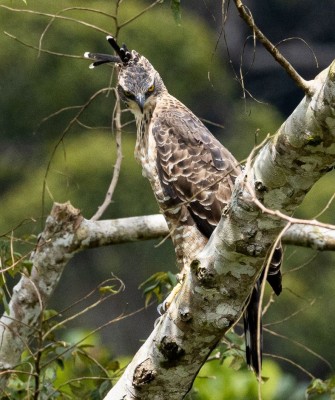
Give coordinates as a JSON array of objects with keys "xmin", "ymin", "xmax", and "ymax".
[{"xmin": 134, "ymin": 105, "xmax": 155, "ymax": 165}]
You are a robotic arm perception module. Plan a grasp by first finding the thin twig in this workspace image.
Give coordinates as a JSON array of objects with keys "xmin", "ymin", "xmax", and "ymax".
[
  {"xmin": 42, "ymin": 88, "xmax": 113, "ymax": 222},
  {"xmin": 313, "ymin": 191, "xmax": 335, "ymax": 220},
  {"xmin": 0, "ymin": 6, "xmax": 111, "ymax": 36},
  {"xmin": 264, "ymin": 298, "xmax": 316, "ymax": 327},
  {"xmin": 91, "ymin": 89, "xmax": 123, "ymax": 221},
  {"xmin": 40, "ymin": 301, "xmax": 155, "ymax": 370},
  {"xmin": 38, "ymin": 7, "xmax": 117, "ymax": 58},
  {"xmin": 264, "ymin": 327, "xmax": 333, "ymax": 372},
  {"xmin": 257, "ymin": 224, "xmax": 290, "ymax": 397},
  {"xmin": 35, "ymin": 105, "xmax": 83, "ymax": 132},
  {"xmin": 274, "ymin": 37, "xmax": 319, "ymax": 69},
  {"xmin": 118, "ymin": 0, "xmax": 163, "ymax": 29},
  {"xmin": 263, "ymin": 353, "xmax": 315, "ymax": 379},
  {"xmin": 4, "ymin": 31, "xmax": 82, "ymax": 59},
  {"xmin": 233, "ymin": 0, "xmax": 313, "ymax": 95},
  {"xmin": 42, "ymin": 277, "xmax": 124, "ymax": 340}
]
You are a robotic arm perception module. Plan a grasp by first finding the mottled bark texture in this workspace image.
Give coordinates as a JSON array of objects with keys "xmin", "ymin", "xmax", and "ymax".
[
  {"xmin": 106, "ymin": 62, "xmax": 335, "ymax": 399},
  {"xmin": 0, "ymin": 206, "xmax": 169, "ymax": 389}
]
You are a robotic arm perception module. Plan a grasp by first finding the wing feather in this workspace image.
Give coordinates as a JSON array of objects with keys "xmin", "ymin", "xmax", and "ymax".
[{"xmin": 151, "ymin": 97, "xmax": 241, "ymax": 237}]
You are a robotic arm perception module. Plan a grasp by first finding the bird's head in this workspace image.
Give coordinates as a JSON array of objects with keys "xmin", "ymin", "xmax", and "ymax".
[{"xmin": 84, "ymin": 36, "xmax": 166, "ymax": 115}]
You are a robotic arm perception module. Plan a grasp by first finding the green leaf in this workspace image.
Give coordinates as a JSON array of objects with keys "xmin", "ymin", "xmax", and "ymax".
[
  {"xmin": 106, "ymin": 360, "xmax": 120, "ymax": 372},
  {"xmin": 170, "ymin": 0, "xmax": 181, "ymax": 25},
  {"xmin": 306, "ymin": 377, "xmax": 335, "ymax": 398},
  {"xmin": 139, "ymin": 271, "xmax": 177, "ymax": 306},
  {"xmin": 227, "ymin": 352, "xmax": 245, "ymax": 371}
]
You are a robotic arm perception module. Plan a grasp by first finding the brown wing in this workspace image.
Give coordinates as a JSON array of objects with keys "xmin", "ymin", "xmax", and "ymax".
[{"xmin": 151, "ymin": 98, "xmax": 241, "ymax": 238}]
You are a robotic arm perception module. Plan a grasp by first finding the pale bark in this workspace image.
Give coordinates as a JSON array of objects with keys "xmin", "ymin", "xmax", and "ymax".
[
  {"xmin": 106, "ymin": 62, "xmax": 335, "ymax": 399},
  {"xmin": 0, "ymin": 207, "xmax": 168, "ymax": 389}
]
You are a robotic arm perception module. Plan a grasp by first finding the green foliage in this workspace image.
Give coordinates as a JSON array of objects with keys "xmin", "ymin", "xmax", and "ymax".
[
  {"xmin": 187, "ymin": 355, "xmax": 310, "ymax": 400},
  {"xmin": 139, "ymin": 270, "xmax": 177, "ymax": 307},
  {"xmin": 1, "ymin": 269, "xmax": 125, "ymax": 399},
  {"xmin": 307, "ymin": 377, "xmax": 335, "ymax": 399},
  {"xmin": 0, "ymin": 235, "xmax": 125, "ymax": 399},
  {"xmin": 4, "ymin": 321, "xmax": 121, "ymax": 399}
]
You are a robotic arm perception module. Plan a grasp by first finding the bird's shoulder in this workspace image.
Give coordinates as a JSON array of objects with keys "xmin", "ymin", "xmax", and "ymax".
[
  {"xmin": 151, "ymin": 94, "xmax": 240, "ymax": 178},
  {"xmin": 150, "ymin": 94, "xmax": 241, "ymax": 234}
]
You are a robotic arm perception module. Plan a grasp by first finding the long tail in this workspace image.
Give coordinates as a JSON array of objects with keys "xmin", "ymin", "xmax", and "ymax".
[
  {"xmin": 244, "ymin": 279, "xmax": 262, "ymax": 376},
  {"xmin": 243, "ymin": 244, "xmax": 283, "ymax": 375}
]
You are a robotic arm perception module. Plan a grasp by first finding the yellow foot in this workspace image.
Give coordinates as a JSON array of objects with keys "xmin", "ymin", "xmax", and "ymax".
[{"xmin": 157, "ymin": 281, "xmax": 183, "ymax": 315}]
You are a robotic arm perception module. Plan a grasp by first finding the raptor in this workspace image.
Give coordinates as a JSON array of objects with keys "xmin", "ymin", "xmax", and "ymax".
[{"xmin": 84, "ymin": 36, "xmax": 282, "ymax": 375}]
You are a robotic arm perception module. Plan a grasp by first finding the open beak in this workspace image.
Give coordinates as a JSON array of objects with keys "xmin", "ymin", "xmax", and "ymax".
[{"xmin": 135, "ymin": 94, "xmax": 145, "ymax": 113}]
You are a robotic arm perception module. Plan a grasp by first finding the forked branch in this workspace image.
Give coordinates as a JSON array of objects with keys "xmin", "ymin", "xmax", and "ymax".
[{"xmin": 233, "ymin": 0, "xmax": 313, "ymax": 95}]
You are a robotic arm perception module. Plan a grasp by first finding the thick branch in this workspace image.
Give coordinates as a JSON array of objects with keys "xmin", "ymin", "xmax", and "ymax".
[
  {"xmin": 0, "ymin": 203, "xmax": 83, "ymax": 387},
  {"xmin": 0, "ymin": 206, "xmax": 168, "ymax": 388},
  {"xmin": 82, "ymin": 213, "xmax": 335, "ymax": 251}
]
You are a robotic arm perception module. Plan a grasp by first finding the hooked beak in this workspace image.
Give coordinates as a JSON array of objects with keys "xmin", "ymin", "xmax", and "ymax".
[{"xmin": 135, "ymin": 94, "xmax": 145, "ymax": 113}]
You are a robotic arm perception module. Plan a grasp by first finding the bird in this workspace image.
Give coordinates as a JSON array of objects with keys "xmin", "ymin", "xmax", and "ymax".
[{"xmin": 84, "ymin": 36, "xmax": 282, "ymax": 376}]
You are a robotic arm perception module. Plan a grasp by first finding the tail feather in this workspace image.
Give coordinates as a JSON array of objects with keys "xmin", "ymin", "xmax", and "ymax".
[
  {"xmin": 244, "ymin": 244, "xmax": 283, "ymax": 375},
  {"xmin": 244, "ymin": 279, "xmax": 262, "ymax": 376},
  {"xmin": 267, "ymin": 244, "xmax": 282, "ymax": 295}
]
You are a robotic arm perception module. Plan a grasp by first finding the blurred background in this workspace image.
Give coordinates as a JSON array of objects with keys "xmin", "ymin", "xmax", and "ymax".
[{"xmin": 0, "ymin": 0, "xmax": 335, "ymax": 398}]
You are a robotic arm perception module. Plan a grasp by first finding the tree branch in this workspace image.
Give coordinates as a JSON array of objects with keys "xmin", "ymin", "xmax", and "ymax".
[
  {"xmin": 106, "ymin": 61, "xmax": 335, "ymax": 399},
  {"xmin": 91, "ymin": 91, "xmax": 123, "ymax": 221},
  {"xmin": 0, "ymin": 205, "xmax": 168, "ymax": 389},
  {"xmin": 1, "ymin": 206, "xmax": 334, "ymax": 389},
  {"xmin": 233, "ymin": 0, "xmax": 313, "ymax": 95}
]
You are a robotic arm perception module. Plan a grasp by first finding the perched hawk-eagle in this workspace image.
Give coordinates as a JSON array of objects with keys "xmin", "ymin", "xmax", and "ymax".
[{"xmin": 84, "ymin": 36, "xmax": 282, "ymax": 375}]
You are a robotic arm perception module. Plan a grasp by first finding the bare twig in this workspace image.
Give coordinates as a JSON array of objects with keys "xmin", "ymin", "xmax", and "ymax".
[
  {"xmin": 3, "ymin": 31, "xmax": 81, "ymax": 59},
  {"xmin": 42, "ymin": 277, "xmax": 124, "ymax": 340},
  {"xmin": 0, "ymin": 6, "xmax": 111, "ymax": 36},
  {"xmin": 263, "ymin": 353, "xmax": 315, "ymax": 379},
  {"xmin": 275, "ymin": 37, "xmax": 319, "ymax": 69},
  {"xmin": 91, "ymin": 89, "xmax": 123, "ymax": 221},
  {"xmin": 233, "ymin": 0, "xmax": 313, "ymax": 95},
  {"xmin": 313, "ymin": 191, "xmax": 335, "ymax": 220},
  {"xmin": 118, "ymin": 0, "xmax": 163, "ymax": 29},
  {"xmin": 257, "ymin": 223, "xmax": 290, "ymax": 388},
  {"xmin": 264, "ymin": 327, "xmax": 333, "ymax": 372},
  {"xmin": 41, "ymin": 87, "xmax": 113, "ymax": 220},
  {"xmin": 264, "ymin": 298, "xmax": 316, "ymax": 327},
  {"xmin": 38, "ymin": 7, "xmax": 117, "ymax": 57}
]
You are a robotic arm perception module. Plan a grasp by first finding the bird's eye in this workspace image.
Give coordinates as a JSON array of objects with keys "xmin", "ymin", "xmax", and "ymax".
[
  {"xmin": 124, "ymin": 90, "xmax": 133, "ymax": 97},
  {"xmin": 146, "ymin": 85, "xmax": 155, "ymax": 94}
]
